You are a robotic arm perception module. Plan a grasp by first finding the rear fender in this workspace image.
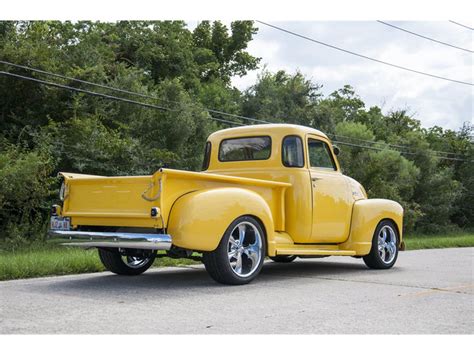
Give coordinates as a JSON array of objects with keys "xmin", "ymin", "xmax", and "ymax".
[
  {"xmin": 167, "ymin": 187, "xmax": 274, "ymax": 252},
  {"xmin": 340, "ymin": 199, "xmax": 403, "ymax": 255}
]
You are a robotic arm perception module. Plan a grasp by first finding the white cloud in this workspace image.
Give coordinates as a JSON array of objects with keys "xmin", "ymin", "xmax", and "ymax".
[{"xmin": 231, "ymin": 21, "xmax": 474, "ymax": 130}]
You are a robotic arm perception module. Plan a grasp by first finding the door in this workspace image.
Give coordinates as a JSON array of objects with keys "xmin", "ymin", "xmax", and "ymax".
[{"xmin": 307, "ymin": 136, "xmax": 353, "ymax": 243}]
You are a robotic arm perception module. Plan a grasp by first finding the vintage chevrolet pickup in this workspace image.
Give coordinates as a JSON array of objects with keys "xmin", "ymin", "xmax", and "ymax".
[{"xmin": 49, "ymin": 124, "xmax": 404, "ymax": 284}]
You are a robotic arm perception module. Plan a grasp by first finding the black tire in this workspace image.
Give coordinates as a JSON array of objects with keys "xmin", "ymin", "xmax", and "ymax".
[
  {"xmin": 98, "ymin": 248, "xmax": 156, "ymax": 275},
  {"xmin": 363, "ymin": 220, "xmax": 399, "ymax": 269},
  {"xmin": 203, "ymin": 216, "xmax": 266, "ymax": 285},
  {"xmin": 270, "ymin": 255, "xmax": 297, "ymax": 263}
]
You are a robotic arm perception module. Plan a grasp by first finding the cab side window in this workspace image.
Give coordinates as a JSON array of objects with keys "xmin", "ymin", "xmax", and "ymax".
[
  {"xmin": 308, "ymin": 139, "xmax": 336, "ymax": 170},
  {"xmin": 282, "ymin": 135, "xmax": 304, "ymax": 167}
]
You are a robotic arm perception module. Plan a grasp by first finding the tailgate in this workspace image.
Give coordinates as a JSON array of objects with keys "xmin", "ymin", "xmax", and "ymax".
[{"xmin": 60, "ymin": 172, "xmax": 163, "ymax": 228}]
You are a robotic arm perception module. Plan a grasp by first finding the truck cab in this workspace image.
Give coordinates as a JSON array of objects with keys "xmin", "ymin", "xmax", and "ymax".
[
  {"xmin": 50, "ymin": 124, "xmax": 404, "ymax": 285},
  {"xmin": 206, "ymin": 124, "xmax": 360, "ymax": 245}
]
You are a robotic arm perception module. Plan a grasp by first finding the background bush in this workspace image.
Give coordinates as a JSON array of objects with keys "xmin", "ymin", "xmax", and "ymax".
[{"xmin": 0, "ymin": 21, "xmax": 472, "ymax": 248}]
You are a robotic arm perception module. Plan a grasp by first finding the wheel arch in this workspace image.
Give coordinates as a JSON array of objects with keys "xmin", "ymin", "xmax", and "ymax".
[
  {"xmin": 167, "ymin": 187, "xmax": 275, "ymax": 252},
  {"xmin": 340, "ymin": 198, "xmax": 404, "ymax": 255}
]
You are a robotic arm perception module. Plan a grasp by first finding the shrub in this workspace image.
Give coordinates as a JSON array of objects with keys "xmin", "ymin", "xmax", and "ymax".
[{"xmin": 0, "ymin": 143, "xmax": 56, "ymax": 249}]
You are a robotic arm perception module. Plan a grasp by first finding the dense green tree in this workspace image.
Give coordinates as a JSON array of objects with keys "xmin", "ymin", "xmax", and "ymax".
[
  {"xmin": 334, "ymin": 121, "xmax": 422, "ymax": 231},
  {"xmin": 193, "ymin": 21, "xmax": 260, "ymax": 83},
  {"xmin": 424, "ymin": 123, "xmax": 474, "ymax": 229},
  {"xmin": 242, "ymin": 70, "xmax": 323, "ymax": 126},
  {"xmin": 0, "ymin": 143, "xmax": 55, "ymax": 247},
  {"xmin": 0, "ymin": 21, "xmax": 471, "ymax": 245}
]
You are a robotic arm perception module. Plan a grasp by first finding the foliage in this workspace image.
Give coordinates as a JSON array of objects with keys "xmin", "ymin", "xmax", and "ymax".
[
  {"xmin": 0, "ymin": 20, "xmax": 472, "ymax": 245},
  {"xmin": 242, "ymin": 70, "xmax": 322, "ymax": 126},
  {"xmin": 0, "ymin": 143, "xmax": 56, "ymax": 246}
]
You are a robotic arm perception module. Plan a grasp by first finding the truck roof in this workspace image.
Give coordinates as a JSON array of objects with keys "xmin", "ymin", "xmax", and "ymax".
[{"xmin": 208, "ymin": 123, "xmax": 329, "ymax": 141}]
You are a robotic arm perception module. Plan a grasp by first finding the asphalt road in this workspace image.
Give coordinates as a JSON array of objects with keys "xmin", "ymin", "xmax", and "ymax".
[{"xmin": 0, "ymin": 247, "xmax": 472, "ymax": 334}]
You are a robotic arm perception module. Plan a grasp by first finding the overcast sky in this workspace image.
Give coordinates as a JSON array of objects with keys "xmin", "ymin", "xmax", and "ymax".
[{"xmin": 221, "ymin": 21, "xmax": 473, "ymax": 131}]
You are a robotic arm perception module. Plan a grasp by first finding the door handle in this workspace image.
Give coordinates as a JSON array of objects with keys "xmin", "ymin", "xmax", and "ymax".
[{"xmin": 311, "ymin": 177, "xmax": 321, "ymax": 181}]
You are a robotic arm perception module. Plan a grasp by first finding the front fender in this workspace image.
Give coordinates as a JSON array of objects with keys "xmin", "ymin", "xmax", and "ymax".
[
  {"xmin": 340, "ymin": 198, "xmax": 403, "ymax": 255},
  {"xmin": 167, "ymin": 187, "xmax": 274, "ymax": 252}
]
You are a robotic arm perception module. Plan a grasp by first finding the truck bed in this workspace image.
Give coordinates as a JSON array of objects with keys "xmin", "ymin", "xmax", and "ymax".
[{"xmin": 59, "ymin": 168, "xmax": 291, "ymax": 230}]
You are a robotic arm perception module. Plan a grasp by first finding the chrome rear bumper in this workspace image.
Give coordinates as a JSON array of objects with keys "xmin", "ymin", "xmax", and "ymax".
[{"xmin": 48, "ymin": 230, "xmax": 172, "ymax": 250}]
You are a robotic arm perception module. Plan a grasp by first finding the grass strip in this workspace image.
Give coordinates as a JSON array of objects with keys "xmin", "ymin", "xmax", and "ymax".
[
  {"xmin": 0, "ymin": 247, "xmax": 198, "ymax": 281},
  {"xmin": 1, "ymin": 233, "xmax": 472, "ymax": 281},
  {"xmin": 404, "ymin": 233, "xmax": 474, "ymax": 250}
]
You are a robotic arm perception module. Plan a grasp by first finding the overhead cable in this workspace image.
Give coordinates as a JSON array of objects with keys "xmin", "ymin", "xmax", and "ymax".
[
  {"xmin": 0, "ymin": 69, "xmax": 468, "ymax": 161},
  {"xmin": 0, "ymin": 60, "xmax": 269, "ymax": 124},
  {"xmin": 449, "ymin": 20, "xmax": 474, "ymax": 31},
  {"xmin": 377, "ymin": 20, "xmax": 473, "ymax": 53},
  {"xmin": 255, "ymin": 20, "xmax": 473, "ymax": 86},
  {"xmin": 0, "ymin": 70, "xmax": 241, "ymax": 127}
]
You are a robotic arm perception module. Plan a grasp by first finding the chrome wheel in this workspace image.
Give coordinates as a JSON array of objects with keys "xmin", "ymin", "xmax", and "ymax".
[
  {"xmin": 99, "ymin": 248, "xmax": 156, "ymax": 275},
  {"xmin": 121, "ymin": 255, "xmax": 152, "ymax": 269},
  {"xmin": 227, "ymin": 221, "xmax": 263, "ymax": 277},
  {"xmin": 377, "ymin": 225, "xmax": 397, "ymax": 264}
]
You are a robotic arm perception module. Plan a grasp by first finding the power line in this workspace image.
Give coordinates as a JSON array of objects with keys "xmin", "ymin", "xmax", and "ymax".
[
  {"xmin": 0, "ymin": 70, "xmax": 172, "ymax": 111},
  {"xmin": 328, "ymin": 133, "xmax": 464, "ymax": 158},
  {"xmin": 333, "ymin": 140, "xmax": 470, "ymax": 161},
  {"xmin": 0, "ymin": 70, "xmax": 240, "ymax": 127},
  {"xmin": 377, "ymin": 20, "xmax": 473, "ymax": 53},
  {"xmin": 0, "ymin": 60, "xmax": 269, "ymax": 125},
  {"xmin": 449, "ymin": 20, "xmax": 474, "ymax": 31},
  {"xmin": 211, "ymin": 117, "xmax": 245, "ymax": 126},
  {"xmin": 0, "ymin": 60, "xmax": 466, "ymax": 157},
  {"xmin": 256, "ymin": 20, "xmax": 473, "ymax": 87},
  {"xmin": 328, "ymin": 133, "xmax": 408, "ymax": 150},
  {"xmin": 333, "ymin": 140, "xmax": 415, "ymax": 154},
  {"xmin": 0, "ymin": 68, "xmax": 468, "ymax": 161}
]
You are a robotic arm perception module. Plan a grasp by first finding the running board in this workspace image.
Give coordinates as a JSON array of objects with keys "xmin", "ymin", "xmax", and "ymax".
[{"xmin": 276, "ymin": 245, "xmax": 356, "ymax": 256}]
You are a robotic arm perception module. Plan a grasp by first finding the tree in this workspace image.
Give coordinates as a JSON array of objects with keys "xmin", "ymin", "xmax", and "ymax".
[
  {"xmin": 242, "ymin": 70, "xmax": 322, "ymax": 126},
  {"xmin": 193, "ymin": 21, "xmax": 260, "ymax": 83},
  {"xmin": 334, "ymin": 121, "xmax": 422, "ymax": 231},
  {"xmin": 0, "ymin": 21, "xmax": 471, "ymax": 245}
]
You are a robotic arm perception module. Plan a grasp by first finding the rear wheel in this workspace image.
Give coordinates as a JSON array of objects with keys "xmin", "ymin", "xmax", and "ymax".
[
  {"xmin": 203, "ymin": 216, "xmax": 266, "ymax": 285},
  {"xmin": 98, "ymin": 248, "xmax": 156, "ymax": 275},
  {"xmin": 363, "ymin": 220, "xmax": 399, "ymax": 269},
  {"xmin": 270, "ymin": 255, "xmax": 297, "ymax": 263}
]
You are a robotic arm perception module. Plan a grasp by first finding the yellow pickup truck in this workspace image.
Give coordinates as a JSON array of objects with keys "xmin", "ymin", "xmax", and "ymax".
[{"xmin": 49, "ymin": 124, "xmax": 404, "ymax": 285}]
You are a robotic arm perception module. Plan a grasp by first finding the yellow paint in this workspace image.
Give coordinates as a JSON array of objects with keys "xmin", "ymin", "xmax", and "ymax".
[
  {"xmin": 306, "ymin": 133, "xmax": 353, "ymax": 243},
  {"xmin": 168, "ymin": 187, "xmax": 276, "ymax": 251},
  {"xmin": 339, "ymin": 198, "xmax": 404, "ymax": 255},
  {"xmin": 59, "ymin": 173, "xmax": 163, "ymax": 228},
  {"xmin": 58, "ymin": 124, "xmax": 403, "ymax": 256},
  {"xmin": 309, "ymin": 169, "xmax": 353, "ymax": 243}
]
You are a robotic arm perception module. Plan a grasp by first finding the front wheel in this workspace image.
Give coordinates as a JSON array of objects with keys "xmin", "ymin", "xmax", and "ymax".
[
  {"xmin": 203, "ymin": 216, "xmax": 266, "ymax": 285},
  {"xmin": 98, "ymin": 248, "xmax": 156, "ymax": 275},
  {"xmin": 363, "ymin": 220, "xmax": 399, "ymax": 269}
]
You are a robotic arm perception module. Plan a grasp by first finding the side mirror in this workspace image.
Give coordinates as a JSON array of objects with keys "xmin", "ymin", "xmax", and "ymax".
[{"xmin": 333, "ymin": 145, "xmax": 340, "ymax": 156}]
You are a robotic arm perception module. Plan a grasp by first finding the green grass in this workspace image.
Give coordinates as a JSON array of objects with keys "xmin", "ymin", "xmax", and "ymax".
[
  {"xmin": 404, "ymin": 232, "xmax": 474, "ymax": 250},
  {"xmin": 1, "ymin": 233, "xmax": 473, "ymax": 281},
  {"xmin": 0, "ymin": 246, "xmax": 198, "ymax": 281}
]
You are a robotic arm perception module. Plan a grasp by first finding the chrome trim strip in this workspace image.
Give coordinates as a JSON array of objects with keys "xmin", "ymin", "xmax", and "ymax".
[{"xmin": 48, "ymin": 230, "xmax": 172, "ymax": 250}]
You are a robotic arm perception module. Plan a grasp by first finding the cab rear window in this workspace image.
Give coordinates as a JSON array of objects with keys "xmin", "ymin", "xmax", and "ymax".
[{"xmin": 219, "ymin": 136, "xmax": 271, "ymax": 162}]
